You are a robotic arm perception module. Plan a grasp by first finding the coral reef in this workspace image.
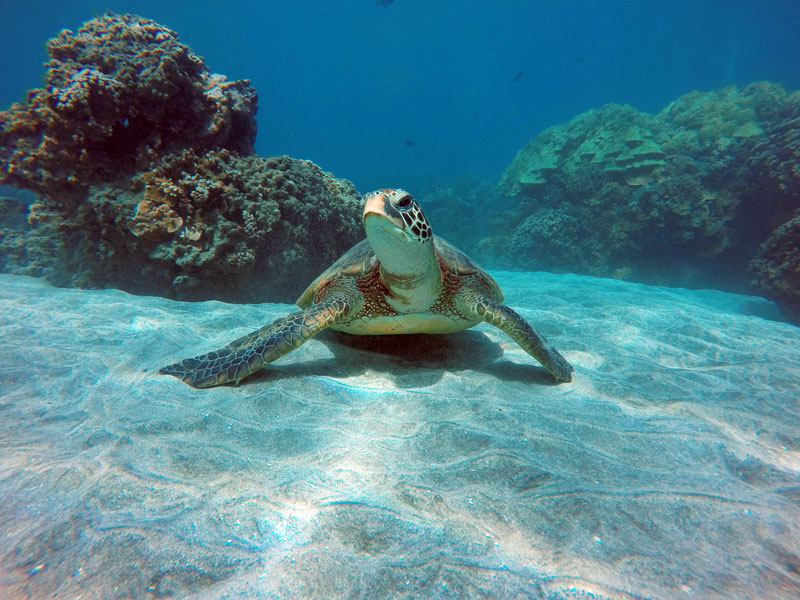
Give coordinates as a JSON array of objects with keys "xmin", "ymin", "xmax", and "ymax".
[
  {"xmin": 0, "ymin": 196, "xmax": 32, "ymax": 273},
  {"xmin": 14, "ymin": 151, "xmax": 362, "ymax": 301},
  {"xmin": 414, "ymin": 177, "xmax": 514, "ymax": 258},
  {"xmin": 0, "ymin": 13, "xmax": 257, "ymax": 198},
  {"xmin": 0, "ymin": 14, "xmax": 363, "ymax": 302},
  {"xmin": 501, "ymin": 104, "xmax": 670, "ymax": 197},
  {"xmin": 496, "ymin": 82, "xmax": 800, "ymax": 299},
  {"xmin": 748, "ymin": 106, "xmax": 800, "ymax": 199},
  {"xmin": 751, "ymin": 212, "xmax": 800, "ymax": 324}
]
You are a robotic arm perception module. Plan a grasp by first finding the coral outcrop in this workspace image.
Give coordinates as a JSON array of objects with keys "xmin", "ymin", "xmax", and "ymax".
[
  {"xmin": 0, "ymin": 196, "xmax": 31, "ymax": 273},
  {"xmin": 12, "ymin": 150, "xmax": 362, "ymax": 302},
  {"xmin": 495, "ymin": 83, "xmax": 800, "ymax": 311},
  {"xmin": 501, "ymin": 105, "xmax": 670, "ymax": 196},
  {"xmin": 750, "ymin": 212, "xmax": 800, "ymax": 323},
  {"xmin": 0, "ymin": 14, "xmax": 363, "ymax": 301},
  {"xmin": 0, "ymin": 13, "xmax": 256, "ymax": 198}
]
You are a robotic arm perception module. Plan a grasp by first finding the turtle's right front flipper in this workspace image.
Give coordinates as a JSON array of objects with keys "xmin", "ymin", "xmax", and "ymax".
[
  {"xmin": 455, "ymin": 284, "xmax": 574, "ymax": 383},
  {"xmin": 159, "ymin": 296, "xmax": 352, "ymax": 388}
]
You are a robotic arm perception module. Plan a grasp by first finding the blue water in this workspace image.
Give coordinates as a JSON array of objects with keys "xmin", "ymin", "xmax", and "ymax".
[
  {"xmin": 2, "ymin": 0, "xmax": 799, "ymax": 191},
  {"xmin": 2, "ymin": 5, "xmax": 800, "ymax": 597}
]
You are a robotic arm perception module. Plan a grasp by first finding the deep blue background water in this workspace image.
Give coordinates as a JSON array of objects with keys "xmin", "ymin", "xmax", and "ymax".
[{"xmin": 1, "ymin": 0, "xmax": 799, "ymax": 192}]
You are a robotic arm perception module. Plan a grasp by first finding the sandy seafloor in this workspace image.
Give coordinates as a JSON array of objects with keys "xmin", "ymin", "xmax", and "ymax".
[{"xmin": 0, "ymin": 271, "xmax": 798, "ymax": 599}]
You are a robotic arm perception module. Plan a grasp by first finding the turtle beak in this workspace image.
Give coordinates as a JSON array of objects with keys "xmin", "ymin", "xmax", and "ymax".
[
  {"xmin": 363, "ymin": 191, "xmax": 390, "ymax": 219},
  {"xmin": 362, "ymin": 190, "xmax": 403, "ymax": 229}
]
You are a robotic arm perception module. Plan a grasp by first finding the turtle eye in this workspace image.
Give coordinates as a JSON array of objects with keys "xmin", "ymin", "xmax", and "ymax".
[{"xmin": 395, "ymin": 194, "xmax": 413, "ymax": 210}]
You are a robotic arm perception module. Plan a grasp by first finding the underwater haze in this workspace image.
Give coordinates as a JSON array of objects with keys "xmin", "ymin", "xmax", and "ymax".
[
  {"xmin": 2, "ymin": 2, "xmax": 800, "ymax": 599},
  {"xmin": 1, "ymin": 0, "xmax": 800, "ymax": 190}
]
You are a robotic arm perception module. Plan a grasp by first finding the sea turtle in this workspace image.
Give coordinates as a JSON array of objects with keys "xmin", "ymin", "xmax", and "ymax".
[{"xmin": 160, "ymin": 189, "xmax": 574, "ymax": 388}]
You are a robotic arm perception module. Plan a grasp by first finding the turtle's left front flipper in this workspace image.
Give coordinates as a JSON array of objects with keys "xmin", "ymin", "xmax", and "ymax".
[
  {"xmin": 458, "ymin": 291, "xmax": 573, "ymax": 383},
  {"xmin": 159, "ymin": 296, "xmax": 352, "ymax": 388}
]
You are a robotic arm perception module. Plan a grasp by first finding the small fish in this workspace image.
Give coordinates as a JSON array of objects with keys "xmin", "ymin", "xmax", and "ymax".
[
  {"xmin": 510, "ymin": 70, "xmax": 524, "ymax": 83},
  {"xmin": 404, "ymin": 139, "xmax": 416, "ymax": 147}
]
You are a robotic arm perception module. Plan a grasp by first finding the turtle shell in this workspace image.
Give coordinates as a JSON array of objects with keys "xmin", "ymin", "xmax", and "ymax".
[
  {"xmin": 432, "ymin": 236, "xmax": 503, "ymax": 302},
  {"xmin": 296, "ymin": 236, "xmax": 503, "ymax": 308}
]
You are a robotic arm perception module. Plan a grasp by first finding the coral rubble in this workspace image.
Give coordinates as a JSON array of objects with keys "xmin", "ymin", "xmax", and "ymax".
[
  {"xmin": 496, "ymin": 82, "xmax": 800, "ymax": 319},
  {"xmin": 0, "ymin": 14, "xmax": 362, "ymax": 301}
]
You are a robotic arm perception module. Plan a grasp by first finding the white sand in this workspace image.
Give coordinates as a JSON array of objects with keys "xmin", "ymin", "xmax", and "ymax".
[{"xmin": 1, "ymin": 272, "xmax": 798, "ymax": 599}]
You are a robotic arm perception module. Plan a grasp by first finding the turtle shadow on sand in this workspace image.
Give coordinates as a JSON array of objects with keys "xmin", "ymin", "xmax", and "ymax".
[{"xmin": 242, "ymin": 329, "xmax": 560, "ymax": 389}]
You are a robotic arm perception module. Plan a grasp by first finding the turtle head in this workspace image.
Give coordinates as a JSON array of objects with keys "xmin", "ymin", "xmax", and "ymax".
[{"xmin": 363, "ymin": 189, "xmax": 434, "ymax": 274}]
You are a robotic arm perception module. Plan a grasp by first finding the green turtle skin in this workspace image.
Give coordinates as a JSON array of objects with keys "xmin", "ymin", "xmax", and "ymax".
[{"xmin": 160, "ymin": 189, "xmax": 574, "ymax": 388}]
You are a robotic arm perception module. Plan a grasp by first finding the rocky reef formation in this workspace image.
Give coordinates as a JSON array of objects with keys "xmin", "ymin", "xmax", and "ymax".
[
  {"xmin": 495, "ymin": 82, "xmax": 800, "ymax": 321},
  {"xmin": 750, "ymin": 212, "xmax": 800, "ymax": 323},
  {"xmin": 1, "ymin": 13, "xmax": 257, "ymax": 198},
  {"xmin": 415, "ymin": 177, "xmax": 515, "ymax": 257},
  {"xmin": 0, "ymin": 196, "xmax": 31, "ymax": 273},
  {"xmin": 19, "ymin": 151, "xmax": 362, "ymax": 301},
  {"xmin": 0, "ymin": 13, "xmax": 362, "ymax": 301}
]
